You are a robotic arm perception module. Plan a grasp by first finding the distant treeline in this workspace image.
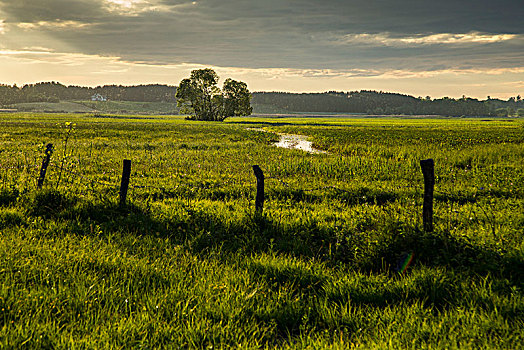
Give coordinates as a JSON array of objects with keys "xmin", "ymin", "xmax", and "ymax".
[
  {"xmin": 1, "ymin": 82, "xmax": 522, "ymax": 117},
  {"xmin": 252, "ymin": 91, "xmax": 524, "ymax": 117},
  {"xmin": 0, "ymin": 82, "xmax": 177, "ymax": 104}
]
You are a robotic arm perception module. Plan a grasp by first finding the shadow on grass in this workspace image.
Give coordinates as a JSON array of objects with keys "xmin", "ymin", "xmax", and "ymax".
[
  {"xmin": 436, "ymin": 189, "xmax": 520, "ymax": 205},
  {"xmin": 435, "ymin": 193, "xmax": 478, "ymax": 205},
  {"xmin": 0, "ymin": 188, "xmax": 20, "ymax": 207},
  {"xmin": 7, "ymin": 189, "xmax": 521, "ymax": 344},
  {"xmin": 16, "ymin": 189, "xmax": 523, "ymax": 288},
  {"xmin": 364, "ymin": 227, "xmax": 524, "ymax": 285},
  {"xmin": 247, "ymin": 260, "xmax": 326, "ymax": 294},
  {"xmin": 135, "ymin": 186, "xmax": 248, "ymax": 202},
  {"xmin": 267, "ymin": 186, "xmax": 399, "ymax": 206},
  {"xmin": 133, "ymin": 185, "xmax": 400, "ymax": 207}
]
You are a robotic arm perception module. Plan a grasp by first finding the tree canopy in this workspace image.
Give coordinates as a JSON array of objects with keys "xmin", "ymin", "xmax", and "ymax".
[{"xmin": 175, "ymin": 68, "xmax": 252, "ymax": 121}]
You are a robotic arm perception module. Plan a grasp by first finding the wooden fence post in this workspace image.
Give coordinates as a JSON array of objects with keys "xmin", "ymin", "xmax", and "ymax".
[
  {"xmin": 420, "ymin": 159, "xmax": 435, "ymax": 232},
  {"xmin": 252, "ymin": 165, "xmax": 264, "ymax": 213},
  {"xmin": 37, "ymin": 143, "xmax": 54, "ymax": 188},
  {"xmin": 119, "ymin": 159, "xmax": 131, "ymax": 206}
]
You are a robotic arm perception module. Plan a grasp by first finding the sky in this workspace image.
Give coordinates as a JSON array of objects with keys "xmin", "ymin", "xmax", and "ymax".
[{"xmin": 0, "ymin": 0, "xmax": 523, "ymax": 99}]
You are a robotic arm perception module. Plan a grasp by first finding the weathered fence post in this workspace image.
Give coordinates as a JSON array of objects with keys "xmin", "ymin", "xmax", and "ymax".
[
  {"xmin": 37, "ymin": 143, "xmax": 54, "ymax": 188},
  {"xmin": 252, "ymin": 165, "xmax": 264, "ymax": 213},
  {"xmin": 420, "ymin": 159, "xmax": 435, "ymax": 232},
  {"xmin": 119, "ymin": 159, "xmax": 131, "ymax": 206}
]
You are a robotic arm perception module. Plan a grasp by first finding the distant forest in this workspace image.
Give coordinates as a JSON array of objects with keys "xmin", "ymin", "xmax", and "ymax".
[
  {"xmin": 253, "ymin": 91, "xmax": 523, "ymax": 117},
  {"xmin": 0, "ymin": 82, "xmax": 177, "ymax": 104},
  {"xmin": 1, "ymin": 81, "xmax": 522, "ymax": 117}
]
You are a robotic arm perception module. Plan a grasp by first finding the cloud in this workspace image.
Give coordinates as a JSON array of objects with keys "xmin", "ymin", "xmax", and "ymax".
[
  {"xmin": 1, "ymin": 48, "xmax": 522, "ymax": 99},
  {"xmin": 102, "ymin": 0, "xmax": 180, "ymax": 16},
  {"xmin": 0, "ymin": 0, "xmax": 522, "ymax": 96},
  {"xmin": 0, "ymin": 49, "xmax": 101, "ymax": 66},
  {"xmin": 0, "ymin": 0, "xmax": 192, "ymax": 22},
  {"xmin": 338, "ymin": 32, "xmax": 520, "ymax": 47},
  {"xmin": 17, "ymin": 20, "xmax": 94, "ymax": 30},
  {"xmin": 2, "ymin": 48, "xmax": 522, "ymax": 79},
  {"xmin": 0, "ymin": 0, "xmax": 104, "ymax": 23}
]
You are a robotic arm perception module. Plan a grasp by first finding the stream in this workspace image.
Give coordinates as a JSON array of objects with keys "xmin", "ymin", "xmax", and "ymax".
[{"xmin": 249, "ymin": 128, "xmax": 327, "ymax": 154}]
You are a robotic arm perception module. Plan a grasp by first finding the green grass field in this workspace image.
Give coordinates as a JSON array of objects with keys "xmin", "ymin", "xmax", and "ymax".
[
  {"xmin": 76, "ymin": 101, "xmax": 178, "ymax": 115},
  {"xmin": 0, "ymin": 113, "xmax": 522, "ymax": 348},
  {"xmin": 7, "ymin": 101, "xmax": 95, "ymax": 113},
  {"xmin": 6, "ymin": 100, "xmax": 327, "ymax": 115},
  {"xmin": 6, "ymin": 101, "xmax": 179, "ymax": 115},
  {"xmin": 6, "ymin": 100, "xmax": 282, "ymax": 115}
]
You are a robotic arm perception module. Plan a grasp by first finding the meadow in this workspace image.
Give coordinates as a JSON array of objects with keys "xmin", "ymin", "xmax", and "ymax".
[
  {"xmin": 8, "ymin": 101, "xmax": 178, "ymax": 115},
  {"xmin": 0, "ymin": 113, "xmax": 522, "ymax": 348}
]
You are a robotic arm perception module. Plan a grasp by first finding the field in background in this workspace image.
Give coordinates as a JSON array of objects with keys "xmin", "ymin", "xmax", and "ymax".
[
  {"xmin": 7, "ymin": 100, "xmax": 178, "ymax": 115},
  {"xmin": 0, "ymin": 113, "xmax": 522, "ymax": 348},
  {"xmin": 7, "ymin": 101, "xmax": 95, "ymax": 113},
  {"xmin": 5, "ymin": 100, "xmax": 281, "ymax": 115},
  {"xmin": 5, "ymin": 100, "xmax": 354, "ymax": 115}
]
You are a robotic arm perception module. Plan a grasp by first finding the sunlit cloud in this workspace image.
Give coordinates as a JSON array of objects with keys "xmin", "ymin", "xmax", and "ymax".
[
  {"xmin": 221, "ymin": 64, "xmax": 524, "ymax": 81},
  {"xmin": 338, "ymin": 32, "xmax": 520, "ymax": 46},
  {"xmin": 3, "ymin": 49, "xmax": 522, "ymax": 81},
  {"xmin": 102, "ymin": 0, "xmax": 179, "ymax": 15},
  {"xmin": 21, "ymin": 46, "xmax": 55, "ymax": 52},
  {"xmin": 17, "ymin": 20, "xmax": 94, "ymax": 30},
  {"xmin": 0, "ymin": 50, "xmax": 121, "ymax": 68},
  {"xmin": 0, "ymin": 20, "xmax": 5, "ymax": 34},
  {"xmin": 377, "ymin": 67, "xmax": 524, "ymax": 79},
  {"xmin": 501, "ymin": 80, "xmax": 524, "ymax": 88},
  {"xmin": 105, "ymin": 0, "xmax": 137, "ymax": 8}
]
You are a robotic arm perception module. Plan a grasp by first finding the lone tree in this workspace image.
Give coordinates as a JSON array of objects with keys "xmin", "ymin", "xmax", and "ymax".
[{"xmin": 176, "ymin": 68, "xmax": 252, "ymax": 121}]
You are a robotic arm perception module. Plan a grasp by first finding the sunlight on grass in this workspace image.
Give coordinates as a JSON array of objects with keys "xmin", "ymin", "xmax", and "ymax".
[{"xmin": 0, "ymin": 113, "xmax": 522, "ymax": 348}]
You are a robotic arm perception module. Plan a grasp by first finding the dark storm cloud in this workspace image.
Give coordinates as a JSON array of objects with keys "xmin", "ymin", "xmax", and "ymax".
[
  {"xmin": 1, "ymin": 0, "xmax": 522, "ymax": 73},
  {"xmin": 191, "ymin": 0, "xmax": 523, "ymax": 33}
]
